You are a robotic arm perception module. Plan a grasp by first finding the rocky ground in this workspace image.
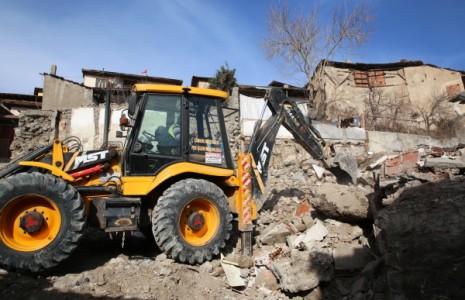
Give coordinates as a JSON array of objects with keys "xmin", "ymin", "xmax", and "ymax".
[{"xmin": 2, "ymin": 149, "xmax": 465, "ymax": 299}]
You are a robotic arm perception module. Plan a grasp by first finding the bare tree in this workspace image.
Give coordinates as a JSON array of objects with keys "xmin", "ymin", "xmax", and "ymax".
[
  {"xmin": 364, "ymin": 88, "xmax": 411, "ymax": 132},
  {"xmin": 416, "ymin": 89, "xmax": 456, "ymax": 135},
  {"xmin": 263, "ymin": 1, "xmax": 373, "ymax": 86}
]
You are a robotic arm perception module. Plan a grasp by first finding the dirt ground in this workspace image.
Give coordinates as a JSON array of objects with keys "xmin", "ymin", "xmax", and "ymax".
[
  {"xmin": 1, "ymin": 181, "xmax": 356, "ymax": 300},
  {"xmin": 2, "ymin": 173, "xmax": 464, "ymax": 299}
]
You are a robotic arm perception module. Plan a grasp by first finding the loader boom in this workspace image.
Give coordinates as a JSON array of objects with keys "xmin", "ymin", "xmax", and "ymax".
[
  {"xmin": 239, "ymin": 87, "xmax": 358, "ymax": 255},
  {"xmin": 247, "ymin": 87, "xmax": 357, "ymax": 206}
]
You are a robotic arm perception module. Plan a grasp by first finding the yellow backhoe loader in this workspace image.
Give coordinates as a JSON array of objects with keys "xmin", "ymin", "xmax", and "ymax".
[{"xmin": 0, "ymin": 84, "xmax": 357, "ymax": 272}]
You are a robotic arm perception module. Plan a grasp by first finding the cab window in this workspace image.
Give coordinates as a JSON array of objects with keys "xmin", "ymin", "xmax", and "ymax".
[
  {"xmin": 127, "ymin": 93, "xmax": 181, "ymax": 175},
  {"xmin": 189, "ymin": 97, "xmax": 226, "ymax": 168},
  {"xmin": 137, "ymin": 94, "xmax": 181, "ymax": 156}
]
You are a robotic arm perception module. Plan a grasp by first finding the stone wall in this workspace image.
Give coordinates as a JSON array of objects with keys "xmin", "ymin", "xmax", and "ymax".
[
  {"xmin": 10, "ymin": 104, "xmax": 126, "ymax": 160},
  {"xmin": 10, "ymin": 110, "xmax": 57, "ymax": 159},
  {"xmin": 366, "ymin": 130, "xmax": 460, "ymax": 153}
]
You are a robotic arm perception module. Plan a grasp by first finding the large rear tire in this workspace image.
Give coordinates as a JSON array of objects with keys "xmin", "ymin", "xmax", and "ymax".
[
  {"xmin": 152, "ymin": 179, "xmax": 232, "ymax": 264},
  {"xmin": 0, "ymin": 173, "xmax": 86, "ymax": 272}
]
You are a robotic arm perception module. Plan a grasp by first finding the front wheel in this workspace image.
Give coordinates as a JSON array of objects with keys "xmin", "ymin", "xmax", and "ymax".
[
  {"xmin": 0, "ymin": 173, "xmax": 86, "ymax": 272},
  {"xmin": 152, "ymin": 179, "xmax": 232, "ymax": 264}
]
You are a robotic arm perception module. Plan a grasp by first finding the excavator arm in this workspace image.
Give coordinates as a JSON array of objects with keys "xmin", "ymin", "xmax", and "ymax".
[
  {"xmin": 247, "ymin": 87, "xmax": 357, "ymax": 206},
  {"xmin": 238, "ymin": 87, "xmax": 358, "ymax": 256}
]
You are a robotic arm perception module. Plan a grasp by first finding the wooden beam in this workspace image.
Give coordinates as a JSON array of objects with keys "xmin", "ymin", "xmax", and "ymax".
[{"xmin": 0, "ymin": 99, "xmax": 42, "ymax": 108}]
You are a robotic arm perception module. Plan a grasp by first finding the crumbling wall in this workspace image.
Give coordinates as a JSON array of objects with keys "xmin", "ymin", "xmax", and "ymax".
[
  {"xmin": 42, "ymin": 74, "xmax": 94, "ymax": 110},
  {"xmin": 9, "ymin": 104, "xmax": 127, "ymax": 159},
  {"xmin": 10, "ymin": 110, "xmax": 57, "ymax": 160}
]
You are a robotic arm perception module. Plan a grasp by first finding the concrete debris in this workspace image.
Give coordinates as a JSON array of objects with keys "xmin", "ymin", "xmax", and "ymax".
[
  {"xmin": 255, "ymin": 269, "xmax": 280, "ymax": 291},
  {"xmin": 286, "ymin": 220, "xmax": 328, "ymax": 249},
  {"xmin": 310, "ymin": 183, "xmax": 371, "ymax": 222},
  {"xmin": 222, "ymin": 253, "xmax": 255, "ymax": 269},
  {"xmin": 301, "ymin": 220, "xmax": 328, "ymax": 242},
  {"xmin": 7, "ymin": 110, "xmax": 465, "ymax": 299},
  {"xmin": 312, "ymin": 164, "xmax": 327, "ymax": 179},
  {"xmin": 368, "ymin": 155, "xmax": 388, "ymax": 169},
  {"xmin": 258, "ymin": 223, "xmax": 291, "ymax": 245},
  {"xmin": 221, "ymin": 259, "xmax": 246, "ymax": 288},
  {"xmin": 423, "ymin": 156, "xmax": 465, "ymax": 169},
  {"xmin": 270, "ymin": 249, "xmax": 333, "ymax": 293},
  {"xmin": 333, "ymin": 242, "xmax": 374, "ymax": 271}
]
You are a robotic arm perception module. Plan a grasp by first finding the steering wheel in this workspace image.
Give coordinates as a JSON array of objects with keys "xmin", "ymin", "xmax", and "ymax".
[{"xmin": 142, "ymin": 130, "xmax": 156, "ymax": 141}]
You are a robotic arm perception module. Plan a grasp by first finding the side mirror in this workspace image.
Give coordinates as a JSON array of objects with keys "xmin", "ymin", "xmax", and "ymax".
[
  {"xmin": 119, "ymin": 113, "xmax": 131, "ymax": 130},
  {"xmin": 128, "ymin": 93, "xmax": 137, "ymax": 116}
]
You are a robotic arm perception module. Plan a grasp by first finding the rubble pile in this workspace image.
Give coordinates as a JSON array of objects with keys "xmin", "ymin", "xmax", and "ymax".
[{"xmin": 3, "ymin": 109, "xmax": 465, "ymax": 299}]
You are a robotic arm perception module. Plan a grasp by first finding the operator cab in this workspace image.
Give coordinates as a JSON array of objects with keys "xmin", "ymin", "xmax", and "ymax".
[{"xmin": 121, "ymin": 84, "xmax": 233, "ymax": 176}]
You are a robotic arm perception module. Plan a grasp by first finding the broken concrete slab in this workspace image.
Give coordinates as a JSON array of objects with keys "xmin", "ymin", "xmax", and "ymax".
[
  {"xmin": 424, "ymin": 157, "xmax": 465, "ymax": 169},
  {"xmin": 324, "ymin": 219, "xmax": 364, "ymax": 242},
  {"xmin": 221, "ymin": 260, "xmax": 246, "ymax": 287},
  {"xmin": 254, "ymin": 269, "xmax": 280, "ymax": 291},
  {"xmin": 301, "ymin": 220, "xmax": 328, "ymax": 242},
  {"xmin": 311, "ymin": 183, "xmax": 371, "ymax": 222},
  {"xmin": 259, "ymin": 223, "xmax": 291, "ymax": 245},
  {"xmin": 287, "ymin": 220, "xmax": 328, "ymax": 249},
  {"xmin": 333, "ymin": 242, "xmax": 373, "ymax": 271},
  {"xmin": 270, "ymin": 249, "xmax": 333, "ymax": 293}
]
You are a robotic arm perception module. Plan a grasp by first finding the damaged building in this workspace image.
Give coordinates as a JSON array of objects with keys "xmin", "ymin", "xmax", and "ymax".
[
  {"xmin": 42, "ymin": 66, "xmax": 183, "ymax": 110},
  {"xmin": 0, "ymin": 90, "xmax": 42, "ymax": 162},
  {"xmin": 311, "ymin": 60, "xmax": 465, "ymax": 133}
]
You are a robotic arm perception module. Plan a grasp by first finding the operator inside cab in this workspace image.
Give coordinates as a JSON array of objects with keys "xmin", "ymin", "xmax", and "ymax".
[{"xmin": 155, "ymin": 118, "xmax": 180, "ymax": 156}]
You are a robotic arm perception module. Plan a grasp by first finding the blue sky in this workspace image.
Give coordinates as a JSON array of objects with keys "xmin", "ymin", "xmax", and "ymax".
[{"xmin": 1, "ymin": 0, "xmax": 464, "ymax": 94}]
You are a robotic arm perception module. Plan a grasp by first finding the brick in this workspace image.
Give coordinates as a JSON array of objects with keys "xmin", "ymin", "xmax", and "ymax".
[
  {"xmin": 401, "ymin": 150, "xmax": 419, "ymax": 172},
  {"xmin": 384, "ymin": 155, "xmax": 401, "ymax": 176},
  {"xmin": 294, "ymin": 202, "xmax": 312, "ymax": 217}
]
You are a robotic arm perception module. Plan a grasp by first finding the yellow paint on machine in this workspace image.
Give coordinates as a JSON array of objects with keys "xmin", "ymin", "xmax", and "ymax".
[
  {"xmin": 122, "ymin": 162, "xmax": 235, "ymax": 196},
  {"xmin": 133, "ymin": 84, "xmax": 229, "ymax": 100}
]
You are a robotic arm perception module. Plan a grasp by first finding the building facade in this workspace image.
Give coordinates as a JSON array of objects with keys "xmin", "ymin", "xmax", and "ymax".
[{"xmin": 311, "ymin": 60, "xmax": 465, "ymax": 132}]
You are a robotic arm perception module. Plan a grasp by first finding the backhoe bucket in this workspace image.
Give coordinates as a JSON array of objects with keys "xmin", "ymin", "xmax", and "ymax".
[{"xmin": 332, "ymin": 153, "xmax": 358, "ymax": 185}]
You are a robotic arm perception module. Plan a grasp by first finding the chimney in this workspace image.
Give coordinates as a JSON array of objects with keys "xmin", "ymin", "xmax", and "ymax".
[{"xmin": 50, "ymin": 64, "xmax": 57, "ymax": 76}]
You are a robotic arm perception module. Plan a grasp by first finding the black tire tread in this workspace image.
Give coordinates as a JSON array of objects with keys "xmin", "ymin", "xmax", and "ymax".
[
  {"xmin": 0, "ymin": 172, "xmax": 86, "ymax": 272},
  {"xmin": 152, "ymin": 179, "xmax": 232, "ymax": 264}
]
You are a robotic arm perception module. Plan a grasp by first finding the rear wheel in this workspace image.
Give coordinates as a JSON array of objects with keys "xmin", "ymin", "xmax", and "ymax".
[
  {"xmin": 0, "ymin": 173, "xmax": 86, "ymax": 272},
  {"xmin": 152, "ymin": 179, "xmax": 232, "ymax": 264}
]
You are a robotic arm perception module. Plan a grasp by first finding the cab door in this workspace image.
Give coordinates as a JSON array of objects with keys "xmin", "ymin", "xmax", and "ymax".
[{"xmin": 125, "ymin": 93, "xmax": 184, "ymax": 175}]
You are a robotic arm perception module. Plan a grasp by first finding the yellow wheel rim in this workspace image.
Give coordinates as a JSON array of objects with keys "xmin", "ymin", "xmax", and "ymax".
[
  {"xmin": 0, "ymin": 195, "xmax": 61, "ymax": 252},
  {"xmin": 179, "ymin": 198, "xmax": 220, "ymax": 246}
]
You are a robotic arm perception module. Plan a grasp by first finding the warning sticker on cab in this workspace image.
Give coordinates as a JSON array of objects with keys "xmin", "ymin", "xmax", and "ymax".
[{"xmin": 205, "ymin": 152, "xmax": 222, "ymax": 164}]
